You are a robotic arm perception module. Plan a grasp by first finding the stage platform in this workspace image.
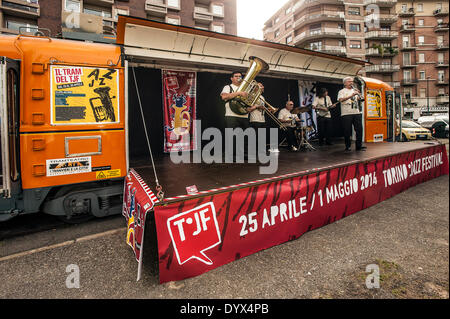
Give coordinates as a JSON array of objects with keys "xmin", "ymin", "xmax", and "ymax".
[
  {"xmin": 125, "ymin": 140, "xmax": 448, "ymax": 283},
  {"xmin": 130, "ymin": 140, "xmax": 444, "ymax": 203}
]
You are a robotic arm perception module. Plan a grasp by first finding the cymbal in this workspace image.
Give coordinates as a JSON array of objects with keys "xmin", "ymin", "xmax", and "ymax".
[{"xmin": 292, "ymin": 106, "xmax": 310, "ymax": 114}]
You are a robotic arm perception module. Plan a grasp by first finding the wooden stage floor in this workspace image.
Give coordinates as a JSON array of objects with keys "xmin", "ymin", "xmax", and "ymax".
[{"xmin": 131, "ymin": 140, "xmax": 443, "ymax": 201}]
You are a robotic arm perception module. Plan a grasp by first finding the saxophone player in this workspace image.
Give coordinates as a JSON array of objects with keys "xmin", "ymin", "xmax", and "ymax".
[{"xmin": 338, "ymin": 77, "xmax": 366, "ymax": 152}]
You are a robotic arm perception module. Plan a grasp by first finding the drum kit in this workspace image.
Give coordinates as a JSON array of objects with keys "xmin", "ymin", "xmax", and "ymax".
[{"xmin": 292, "ymin": 107, "xmax": 316, "ymax": 151}]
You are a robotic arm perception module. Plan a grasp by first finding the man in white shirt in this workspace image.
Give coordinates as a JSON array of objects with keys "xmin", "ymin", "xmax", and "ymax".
[
  {"xmin": 312, "ymin": 87, "xmax": 333, "ymax": 146},
  {"xmin": 249, "ymin": 83, "xmax": 266, "ymax": 128},
  {"xmin": 278, "ymin": 100, "xmax": 301, "ymax": 151},
  {"xmin": 220, "ymin": 71, "xmax": 257, "ymax": 130},
  {"xmin": 337, "ymin": 77, "xmax": 366, "ymax": 152},
  {"xmin": 220, "ymin": 71, "xmax": 258, "ymax": 159}
]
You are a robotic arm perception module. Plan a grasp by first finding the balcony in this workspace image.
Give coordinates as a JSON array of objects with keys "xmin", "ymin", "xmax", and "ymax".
[
  {"xmin": 365, "ymin": 64, "xmax": 400, "ymax": 73},
  {"xmin": 433, "ymin": 8, "xmax": 449, "ymax": 16},
  {"xmin": 293, "ymin": 0, "xmax": 345, "ymax": 13},
  {"xmin": 436, "ymin": 42, "xmax": 449, "ymax": 50},
  {"xmin": 435, "ymin": 23, "xmax": 449, "ymax": 32},
  {"xmin": 319, "ymin": 45, "xmax": 347, "ymax": 56},
  {"xmin": 145, "ymin": 1, "xmax": 168, "ymax": 16},
  {"xmin": 365, "ymin": 30, "xmax": 398, "ymax": 40},
  {"xmin": 401, "ymin": 63, "xmax": 417, "ymax": 69},
  {"xmin": 365, "ymin": 47, "xmax": 398, "ymax": 57},
  {"xmin": 193, "ymin": 7, "xmax": 213, "ymax": 22},
  {"xmin": 293, "ymin": 11, "xmax": 345, "ymax": 30},
  {"xmin": 0, "ymin": 0, "xmax": 40, "ymax": 18},
  {"xmin": 436, "ymin": 61, "xmax": 449, "ymax": 68},
  {"xmin": 400, "ymin": 42, "xmax": 417, "ymax": 51},
  {"xmin": 436, "ymin": 78, "xmax": 449, "ymax": 85},
  {"xmin": 294, "ymin": 28, "xmax": 346, "ymax": 45},
  {"xmin": 436, "ymin": 95, "xmax": 449, "ymax": 104},
  {"xmin": 366, "ymin": 13, "xmax": 397, "ymax": 24},
  {"xmin": 401, "ymin": 79, "xmax": 418, "ymax": 86},
  {"xmin": 398, "ymin": 8, "xmax": 415, "ymax": 17},
  {"xmin": 400, "ymin": 24, "xmax": 415, "ymax": 32},
  {"xmin": 386, "ymin": 81, "xmax": 401, "ymax": 88},
  {"xmin": 84, "ymin": 0, "xmax": 114, "ymax": 5},
  {"xmin": 364, "ymin": 0, "xmax": 397, "ymax": 7}
]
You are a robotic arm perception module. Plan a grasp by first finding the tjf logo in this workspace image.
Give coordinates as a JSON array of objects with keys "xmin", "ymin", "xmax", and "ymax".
[{"xmin": 167, "ymin": 202, "xmax": 221, "ymax": 266}]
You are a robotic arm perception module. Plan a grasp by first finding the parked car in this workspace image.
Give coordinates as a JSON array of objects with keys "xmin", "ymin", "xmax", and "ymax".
[
  {"xmin": 401, "ymin": 120, "xmax": 432, "ymax": 141},
  {"xmin": 418, "ymin": 117, "xmax": 449, "ymax": 138}
]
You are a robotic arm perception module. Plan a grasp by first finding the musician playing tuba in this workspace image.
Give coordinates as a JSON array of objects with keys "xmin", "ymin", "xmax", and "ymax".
[{"xmin": 220, "ymin": 71, "xmax": 258, "ymax": 130}]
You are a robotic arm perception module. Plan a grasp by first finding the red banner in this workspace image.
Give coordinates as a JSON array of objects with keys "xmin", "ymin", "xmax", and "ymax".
[
  {"xmin": 122, "ymin": 169, "xmax": 159, "ymax": 266},
  {"xmin": 151, "ymin": 145, "xmax": 448, "ymax": 283},
  {"xmin": 162, "ymin": 70, "xmax": 197, "ymax": 153}
]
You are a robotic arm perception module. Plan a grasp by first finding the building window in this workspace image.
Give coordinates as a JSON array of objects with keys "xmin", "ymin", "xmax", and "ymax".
[
  {"xmin": 404, "ymin": 70, "xmax": 412, "ymax": 81},
  {"xmin": 65, "ymin": 0, "xmax": 80, "ymax": 13},
  {"xmin": 419, "ymin": 71, "xmax": 426, "ymax": 80},
  {"xmin": 285, "ymin": 7, "xmax": 292, "ymax": 15},
  {"xmin": 84, "ymin": 6, "xmax": 112, "ymax": 18},
  {"xmin": 438, "ymin": 70, "xmax": 445, "ymax": 81},
  {"xmin": 417, "ymin": 3, "xmax": 423, "ymax": 12},
  {"xmin": 349, "ymin": 40, "xmax": 361, "ymax": 49},
  {"xmin": 419, "ymin": 88, "xmax": 426, "ymax": 98},
  {"xmin": 274, "ymin": 29, "xmax": 280, "ymax": 38},
  {"xmin": 418, "ymin": 19, "xmax": 424, "ymax": 26},
  {"xmin": 6, "ymin": 20, "xmax": 38, "ymax": 32},
  {"xmin": 285, "ymin": 20, "xmax": 292, "ymax": 29},
  {"xmin": 349, "ymin": 24, "xmax": 360, "ymax": 32},
  {"xmin": 212, "ymin": 4, "xmax": 224, "ymax": 16},
  {"xmin": 404, "ymin": 87, "xmax": 412, "ymax": 99},
  {"xmin": 418, "ymin": 36, "xmax": 424, "ymax": 45},
  {"xmin": 438, "ymin": 88, "xmax": 445, "ymax": 95},
  {"xmin": 437, "ymin": 35, "xmax": 444, "ymax": 45},
  {"xmin": 402, "ymin": 19, "xmax": 409, "ymax": 25},
  {"xmin": 401, "ymin": 4, "xmax": 407, "ymax": 12},
  {"xmin": 309, "ymin": 41, "xmax": 322, "ymax": 50},
  {"xmin": 286, "ymin": 35, "xmax": 293, "ymax": 44},
  {"xmin": 418, "ymin": 53, "xmax": 425, "ymax": 63},
  {"xmin": 402, "ymin": 35, "xmax": 410, "ymax": 47},
  {"xmin": 438, "ymin": 53, "xmax": 444, "ymax": 63},
  {"xmin": 403, "ymin": 52, "xmax": 411, "ymax": 65},
  {"xmin": 275, "ymin": 17, "xmax": 280, "ymax": 24},
  {"xmin": 348, "ymin": 7, "xmax": 360, "ymax": 15}
]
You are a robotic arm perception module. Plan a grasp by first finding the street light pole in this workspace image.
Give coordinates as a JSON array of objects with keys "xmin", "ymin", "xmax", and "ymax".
[{"xmin": 426, "ymin": 76, "xmax": 431, "ymax": 114}]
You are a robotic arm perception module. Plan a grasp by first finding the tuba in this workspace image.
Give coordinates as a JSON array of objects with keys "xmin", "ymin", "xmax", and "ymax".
[{"xmin": 229, "ymin": 56, "xmax": 269, "ymax": 115}]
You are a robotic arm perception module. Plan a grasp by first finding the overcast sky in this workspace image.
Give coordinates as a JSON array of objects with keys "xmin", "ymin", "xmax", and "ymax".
[{"xmin": 237, "ymin": 0, "xmax": 290, "ymax": 40}]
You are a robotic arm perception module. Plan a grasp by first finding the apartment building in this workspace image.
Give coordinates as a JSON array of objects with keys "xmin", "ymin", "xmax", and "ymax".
[
  {"xmin": 0, "ymin": 0, "xmax": 237, "ymax": 43},
  {"xmin": 396, "ymin": 0, "xmax": 449, "ymax": 115},
  {"xmin": 264, "ymin": 0, "xmax": 449, "ymax": 115},
  {"xmin": 263, "ymin": 0, "xmax": 399, "ymax": 84}
]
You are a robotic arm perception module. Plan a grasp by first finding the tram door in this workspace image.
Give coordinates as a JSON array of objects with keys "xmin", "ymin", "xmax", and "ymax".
[{"xmin": 0, "ymin": 57, "xmax": 20, "ymax": 198}]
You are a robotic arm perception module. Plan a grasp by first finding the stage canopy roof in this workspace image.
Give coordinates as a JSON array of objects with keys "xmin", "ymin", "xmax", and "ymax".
[{"xmin": 116, "ymin": 16, "xmax": 366, "ymax": 83}]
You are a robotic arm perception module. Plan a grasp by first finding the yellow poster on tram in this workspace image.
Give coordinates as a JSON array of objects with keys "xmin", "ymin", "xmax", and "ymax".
[{"xmin": 50, "ymin": 65, "xmax": 120, "ymax": 125}]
